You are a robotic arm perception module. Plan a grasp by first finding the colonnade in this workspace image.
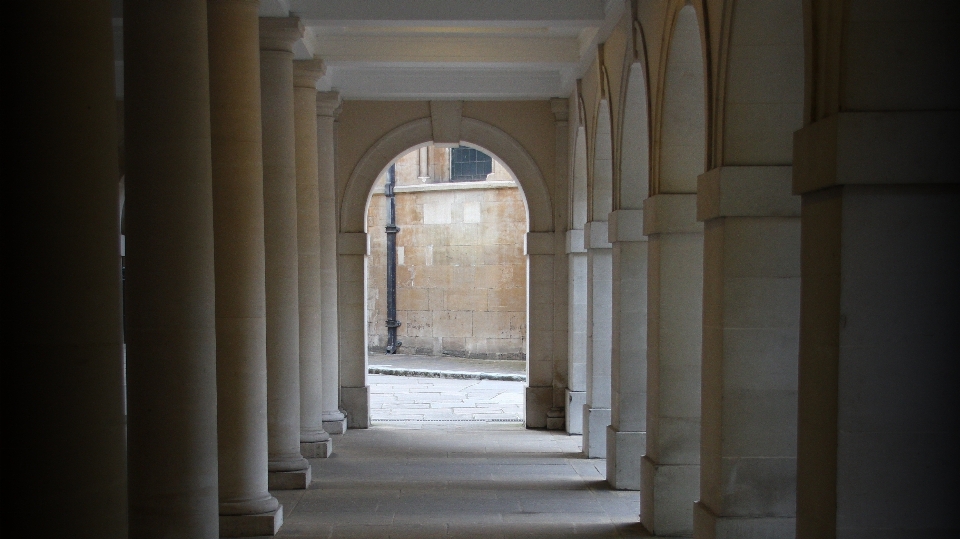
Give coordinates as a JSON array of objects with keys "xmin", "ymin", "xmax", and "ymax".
[{"xmin": 15, "ymin": 2, "xmax": 345, "ymax": 536}]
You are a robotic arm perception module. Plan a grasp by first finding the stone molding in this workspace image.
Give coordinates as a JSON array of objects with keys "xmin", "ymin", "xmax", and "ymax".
[
  {"xmin": 696, "ymin": 166, "xmax": 798, "ymax": 221},
  {"xmin": 793, "ymin": 111, "xmax": 960, "ymax": 195},
  {"xmin": 525, "ymin": 232, "xmax": 555, "ymax": 256},
  {"xmin": 583, "ymin": 220, "xmax": 611, "ymax": 249},
  {"xmin": 642, "ymin": 194, "xmax": 701, "ymax": 235},
  {"xmin": 292, "ymin": 59, "xmax": 325, "ymax": 89},
  {"xmin": 566, "ymin": 229, "xmax": 586, "ymax": 254},
  {"xmin": 259, "ymin": 17, "xmax": 303, "ymax": 52},
  {"xmin": 608, "ymin": 209, "xmax": 646, "ymax": 242},
  {"xmin": 430, "ymin": 100, "xmax": 464, "ymax": 146},
  {"xmin": 337, "ymin": 232, "xmax": 368, "ymax": 255}
]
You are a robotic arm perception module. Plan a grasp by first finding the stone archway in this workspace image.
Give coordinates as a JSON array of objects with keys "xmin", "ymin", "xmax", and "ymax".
[{"xmin": 336, "ymin": 114, "xmax": 557, "ymax": 429}]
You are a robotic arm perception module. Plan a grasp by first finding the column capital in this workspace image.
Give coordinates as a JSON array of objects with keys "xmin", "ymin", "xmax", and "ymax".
[
  {"xmin": 551, "ymin": 97, "xmax": 569, "ymax": 123},
  {"xmin": 293, "ymin": 59, "xmax": 325, "ymax": 89},
  {"xmin": 317, "ymin": 91, "xmax": 342, "ymax": 118},
  {"xmin": 259, "ymin": 17, "xmax": 303, "ymax": 52}
]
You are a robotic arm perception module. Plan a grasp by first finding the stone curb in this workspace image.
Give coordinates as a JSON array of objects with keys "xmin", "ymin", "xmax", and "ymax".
[{"xmin": 368, "ymin": 366, "xmax": 526, "ymax": 382}]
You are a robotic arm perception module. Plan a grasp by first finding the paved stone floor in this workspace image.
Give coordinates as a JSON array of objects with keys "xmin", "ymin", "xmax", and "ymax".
[
  {"xmin": 264, "ymin": 372, "xmax": 648, "ymax": 538},
  {"xmin": 370, "ymin": 374, "xmax": 526, "ymax": 422}
]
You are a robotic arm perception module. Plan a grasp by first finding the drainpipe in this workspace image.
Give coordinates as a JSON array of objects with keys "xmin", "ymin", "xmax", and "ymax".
[{"xmin": 385, "ymin": 163, "xmax": 402, "ymax": 353}]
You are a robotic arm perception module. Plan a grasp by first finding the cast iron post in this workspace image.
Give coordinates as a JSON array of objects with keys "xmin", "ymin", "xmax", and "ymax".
[{"xmin": 384, "ymin": 163, "xmax": 402, "ymax": 353}]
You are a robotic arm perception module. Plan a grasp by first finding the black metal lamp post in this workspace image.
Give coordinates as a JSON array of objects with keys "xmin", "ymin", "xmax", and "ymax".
[{"xmin": 385, "ymin": 163, "xmax": 402, "ymax": 353}]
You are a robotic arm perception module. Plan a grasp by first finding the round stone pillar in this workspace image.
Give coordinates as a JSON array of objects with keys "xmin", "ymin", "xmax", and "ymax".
[
  {"xmin": 259, "ymin": 16, "xmax": 312, "ymax": 489},
  {"xmin": 208, "ymin": 0, "xmax": 281, "ymax": 534},
  {"xmin": 316, "ymin": 91, "xmax": 348, "ymax": 434},
  {"xmin": 293, "ymin": 59, "xmax": 333, "ymax": 458},
  {"xmin": 124, "ymin": 0, "xmax": 220, "ymax": 536},
  {"xmin": 12, "ymin": 1, "xmax": 130, "ymax": 535}
]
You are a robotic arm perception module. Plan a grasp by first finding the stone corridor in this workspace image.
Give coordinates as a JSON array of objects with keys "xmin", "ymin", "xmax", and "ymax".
[{"xmin": 272, "ymin": 423, "xmax": 647, "ymax": 538}]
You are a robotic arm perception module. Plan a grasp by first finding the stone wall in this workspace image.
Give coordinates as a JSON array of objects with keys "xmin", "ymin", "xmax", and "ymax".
[{"xmin": 367, "ymin": 147, "xmax": 527, "ymax": 360}]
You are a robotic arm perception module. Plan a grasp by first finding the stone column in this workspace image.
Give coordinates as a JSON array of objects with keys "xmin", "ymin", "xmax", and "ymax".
[
  {"xmin": 293, "ymin": 59, "xmax": 332, "ymax": 458},
  {"xmin": 640, "ymin": 194, "xmax": 703, "ymax": 537},
  {"xmin": 338, "ymin": 232, "xmax": 370, "ymax": 428},
  {"xmin": 606, "ymin": 209, "xmax": 647, "ymax": 490},
  {"xmin": 317, "ymin": 91, "xmax": 348, "ymax": 433},
  {"xmin": 126, "ymin": 1, "xmax": 221, "ymax": 535},
  {"xmin": 565, "ymin": 229, "xmax": 588, "ymax": 434},
  {"xmin": 208, "ymin": 0, "xmax": 281, "ymax": 534},
  {"xmin": 794, "ymin": 113, "xmax": 960, "ymax": 538},
  {"xmin": 526, "ymin": 232, "xmax": 557, "ymax": 428},
  {"xmin": 12, "ymin": 1, "xmax": 128, "ymax": 535},
  {"xmin": 582, "ymin": 220, "xmax": 612, "ymax": 458},
  {"xmin": 259, "ymin": 16, "xmax": 311, "ymax": 490},
  {"xmin": 692, "ymin": 167, "xmax": 800, "ymax": 538}
]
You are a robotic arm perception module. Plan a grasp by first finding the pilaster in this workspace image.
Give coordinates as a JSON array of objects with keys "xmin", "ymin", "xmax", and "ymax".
[
  {"xmin": 583, "ymin": 220, "xmax": 612, "ymax": 458},
  {"xmin": 606, "ymin": 209, "xmax": 647, "ymax": 491},
  {"xmin": 695, "ymin": 166, "xmax": 800, "ymax": 539},
  {"xmin": 640, "ymin": 193, "xmax": 703, "ymax": 537},
  {"xmin": 566, "ymin": 229, "xmax": 587, "ymax": 434}
]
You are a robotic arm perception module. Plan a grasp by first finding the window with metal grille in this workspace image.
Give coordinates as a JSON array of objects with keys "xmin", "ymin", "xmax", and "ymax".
[{"xmin": 450, "ymin": 146, "xmax": 493, "ymax": 182}]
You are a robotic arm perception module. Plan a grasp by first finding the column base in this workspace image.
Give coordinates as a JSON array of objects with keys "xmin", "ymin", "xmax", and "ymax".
[
  {"xmin": 300, "ymin": 439, "xmax": 332, "ymax": 458},
  {"xmin": 322, "ymin": 416, "xmax": 347, "ymax": 435},
  {"xmin": 340, "ymin": 386, "xmax": 369, "ymax": 429},
  {"xmin": 693, "ymin": 501, "xmax": 795, "ymax": 539},
  {"xmin": 606, "ymin": 426, "xmax": 644, "ymax": 490},
  {"xmin": 546, "ymin": 407, "xmax": 565, "ymax": 430},
  {"xmin": 525, "ymin": 386, "xmax": 552, "ymax": 428},
  {"xmin": 219, "ymin": 506, "xmax": 283, "ymax": 537},
  {"xmin": 565, "ymin": 389, "xmax": 585, "ymax": 434},
  {"xmin": 582, "ymin": 406, "xmax": 610, "ymax": 458},
  {"xmin": 641, "ymin": 455, "xmax": 699, "ymax": 537},
  {"xmin": 268, "ymin": 466, "xmax": 312, "ymax": 490}
]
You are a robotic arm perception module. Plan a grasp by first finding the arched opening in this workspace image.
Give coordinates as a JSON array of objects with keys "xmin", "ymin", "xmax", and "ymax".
[
  {"xmin": 655, "ymin": 4, "xmax": 706, "ymax": 195},
  {"xmin": 336, "ymin": 117, "xmax": 555, "ymax": 430},
  {"xmin": 364, "ymin": 143, "xmax": 528, "ymax": 424}
]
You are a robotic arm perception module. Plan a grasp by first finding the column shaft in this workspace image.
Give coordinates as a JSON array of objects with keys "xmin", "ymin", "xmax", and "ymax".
[
  {"xmin": 318, "ymin": 92, "xmax": 348, "ymax": 433},
  {"xmin": 259, "ymin": 16, "xmax": 311, "ymax": 489},
  {"xmin": 640, "ymin": 194, "xmax": 703, "ymax": 537},
  {"xmin": 293, "ymin": 59, "xmax": 332, "ymax": 458},
  {"xmin": 124, "ymin": 0, "xmax": 220, "ymax": 536},
  {"xmin": 583, "ymin": 221, "xmax": 612, "ymax": 458},
  {"xmin": 606, "ymin": 210, "xmax": 648, "ymax": 491},
  {"xmin": 11, "ymin": 1, "xmax": 129, "ymax": 536},
  {"xmin": 208, "ymin": 0, "xmax": 281, "ymax": 533}
]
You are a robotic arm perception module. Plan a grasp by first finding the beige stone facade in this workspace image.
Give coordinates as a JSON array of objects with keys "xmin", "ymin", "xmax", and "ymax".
[{"xmin": 366, "ymin": 147, "xmax": 528, "ymax": 360}]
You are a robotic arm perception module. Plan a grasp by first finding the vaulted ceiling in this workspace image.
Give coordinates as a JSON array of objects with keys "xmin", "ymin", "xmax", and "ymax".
[{"xmin": 113, "ymin": 0, "xmax": 626, "ymax": 100}]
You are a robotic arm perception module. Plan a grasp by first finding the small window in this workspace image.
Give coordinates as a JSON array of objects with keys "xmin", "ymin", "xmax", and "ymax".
[{"xmin": 450, "ymin": 146, "xmax": 493, "ymax": 182}]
